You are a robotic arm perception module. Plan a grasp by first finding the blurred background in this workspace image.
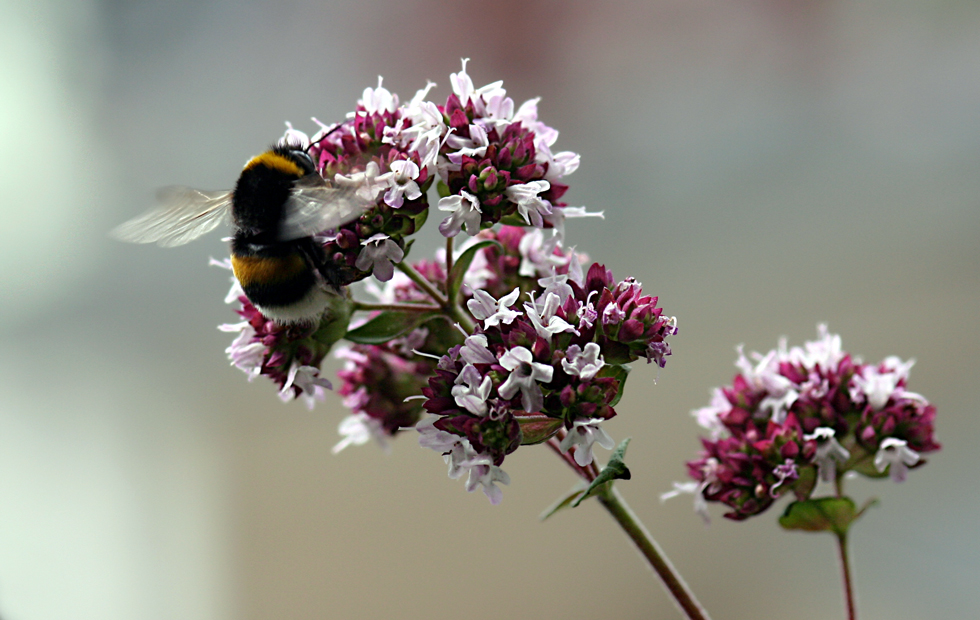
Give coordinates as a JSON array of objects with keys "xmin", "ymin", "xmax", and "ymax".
[{"xmin": 1, "ymin": 0, "xmax": 978, "ymax": 618}]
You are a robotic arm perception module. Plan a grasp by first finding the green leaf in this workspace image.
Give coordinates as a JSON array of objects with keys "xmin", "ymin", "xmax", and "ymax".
[
  {"xmin": 411, "ymin": 206, "xmax": 428, "ymax": 230},
  {"xmin": 540, "ymin": 482, "xmax": 588, "ymax": 521},
  {"xmin": 436, "ymin": 180, "xmax": 451, "ymax": 198},
  {"xmin": 571, "ymin": 438, "xmax": 632, "ymax": 507},
  {"xmin": 598, "ymin": 364, "xmax": 630, "ymax": 407},
  {"xmin": 792, "ymin": 465, "xmax": 818, "ymax": 501},
  {"xmin": 498, "ymin": 214, "xmax": 529, "ymax": 227},
  {"xmin": 517, "ymin": 415, "xmax": 564, "ymax": 445},
  {"xmin": 778, "ymin": 496, "xmax": 876, "ymax": 535},
  {"xmin": 447, "ymin": 240, "xmax": 502, "ymax": 302},
  {"xmin": 344, "ymin": 311, "xmax": 442, "ymax": 345}
]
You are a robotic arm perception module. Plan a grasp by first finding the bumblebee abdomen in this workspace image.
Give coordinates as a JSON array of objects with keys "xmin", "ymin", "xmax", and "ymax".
[{"xmin": 231, "ymin": 252, "xmax": 316, "ymax": 308}]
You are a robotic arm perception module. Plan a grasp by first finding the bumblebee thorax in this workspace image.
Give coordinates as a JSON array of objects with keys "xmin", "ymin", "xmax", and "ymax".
[{"xmin": 232, "ymin": 146, "xmax": 315, "ymax": 234}]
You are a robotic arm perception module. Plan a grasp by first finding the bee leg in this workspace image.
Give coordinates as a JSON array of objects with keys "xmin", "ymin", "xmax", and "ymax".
[{"xmin": 296, "ymin": 240, "xmax": 345, "ymax": 291}]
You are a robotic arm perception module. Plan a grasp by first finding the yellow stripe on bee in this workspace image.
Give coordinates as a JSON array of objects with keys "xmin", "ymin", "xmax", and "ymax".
[
  {"xmin": 242, "ymin": 151, "xmax": 304, "ymax": 177},
  {"xmin": 231, "ymin": 253, "xmax": 307, "ymax": 288}
]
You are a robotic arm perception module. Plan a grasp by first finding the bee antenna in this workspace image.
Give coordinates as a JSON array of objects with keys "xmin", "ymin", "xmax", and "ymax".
[{"xmin": 306, "ymin": 123, "xmax": 345, "ymax": 152}]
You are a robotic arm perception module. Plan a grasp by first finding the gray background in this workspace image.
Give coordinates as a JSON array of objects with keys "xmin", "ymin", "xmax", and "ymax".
[{"xmin": 1, "ymin": 0, "xmax": 977, "ymax": 618}]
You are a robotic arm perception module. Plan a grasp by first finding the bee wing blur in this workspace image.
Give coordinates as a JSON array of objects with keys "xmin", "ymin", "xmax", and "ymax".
[
  {"xmin": 111, "ymin": 187, "xmax": 234, "ymax": 247},
  {"xmin": 277, "ymin": 175, "xmax": 372, "ymax": 241}
]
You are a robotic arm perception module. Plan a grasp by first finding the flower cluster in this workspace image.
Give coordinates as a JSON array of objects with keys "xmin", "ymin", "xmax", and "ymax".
[
  {"xmin": 332, "ymin": 333, "xmax": 436, "ymax": 453},
  {"xmin": 418, "ymin": 262, "xmax": 677, "ymax": 503},
  {"xmin": 429, "ymin": 59, "xmax": 588, "ymax": 239},
  {"xmin": 215, "ymin": 64, "xmax": 668, "ymax": 505},
  {"xmin": 669, "ymin": 325, "xmax": 940, "ymax": 521},
  {"xmin": 289, "ymin": 79, "xmax": 435, "ymax": 285}
]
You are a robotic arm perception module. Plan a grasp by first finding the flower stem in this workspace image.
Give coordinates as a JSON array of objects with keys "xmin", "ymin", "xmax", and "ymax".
[
  {"xmin": 352, "ymin": 301, "xmax": 442, "ymax": 313},
  {"xmin": 396, "ymin": 261, "xmax": 447, "ymax": 306},
  {"xmin": 836, "ymin": 532, "xmax": 857, "ymax": 620},
  {"xmin": 396, "ymin": 259, "xmax": 476, "ymax": 334},
  {"xmin": 445, "ymin": 236, "xmax": 455, "ymax": 296},
  {"xmin": 547, "ymin": 435, "xmax": 711, "ymax": 620},
  {"xmin": 596, "ymin": 486, "xmax": 713, "ymax": 620}
]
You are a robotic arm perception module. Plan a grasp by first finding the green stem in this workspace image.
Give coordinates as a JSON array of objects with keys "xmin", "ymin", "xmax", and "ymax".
[
  {"xmin": 836, "ymin": 532, "xmax": 857, "ymax": 620},
  {"xmin": 445, "ymin": 236, "xmax": 455, "ymax": 299},
  {"xmin": 396, "ymin": 261, "xmax": 447, "ymax": 306},
  {"xmin": 396, "ymin": 260, "xmax": 476, "ymax": 334},
  {"xmin": 596, "ymin": 486, "xmax": 713, "ymax": 620},
  {"xmin": 548, "ymin": 433, "xmax": 710, "ymax": 620},
  {"xmin": 352, "ymin": 301, "xmax": 441, "ymax": 313}
]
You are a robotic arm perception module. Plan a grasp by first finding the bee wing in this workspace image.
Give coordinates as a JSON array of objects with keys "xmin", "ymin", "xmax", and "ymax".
[
  {"xmin": 278, "ymin": 174, "xmax": 372, "ymax": 241},
  {"xmin": 111, "ymin": 187, "xmax": 234, "ymax": 247}
]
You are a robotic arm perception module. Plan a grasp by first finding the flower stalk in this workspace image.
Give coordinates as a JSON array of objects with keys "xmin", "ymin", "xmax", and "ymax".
[
  {"xmin": 597, "ymin": 486, "xmax": 713, "ymax": 620},
  {"xmin": 352, "ymin": 301, "xmax": 441, "ymax": 313},
  {"xmin": 837, "ymin": 532, "xmax": 857, "ymax": 620},
  {"xmin": 548, "ymin": 434, "xmax": 710, "ymax": 620}
]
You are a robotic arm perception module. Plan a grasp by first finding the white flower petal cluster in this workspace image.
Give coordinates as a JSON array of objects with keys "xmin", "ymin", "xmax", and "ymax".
[
  {"xmin": 559, "ymin": 418, "xmax": 615, "ymax": 467},
  {"xmin": 279, "ymin": 363, "xmax": 333, "ymax": 410},
  {"xmin": 417, "ymin": 416, "xmax": 510, "ymax": 504},
  {"xmin": 497, "ymin": 346, "xmax": 554, "ymax": 413},
  {"xmin": 355, "ymin": 233, "xmax": 405, "ymax": 282}
]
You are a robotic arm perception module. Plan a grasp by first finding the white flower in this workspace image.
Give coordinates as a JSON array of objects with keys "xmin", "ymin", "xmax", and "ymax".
[
  {"xmin": 566, "ymin": 250, "xmax": 586, "ymax": 287},
  {"xmin": 467, "ymin": 287, "xmax": 520, "ymax": 329},
  {"xmin": 537, "ymin": 272, "xmax": 574, "ymax": 304},
  {"xmin": 417, "ymin": 416, "xmax": 461, "ymax": 453},
  {"xmin": 219, "ymin": 321, "xmax": 266, "ymax": 380},
  {"xmin": 524, "ymin": 291, "xmax": 578, "ymax": 341},
  {"xmin": 735, "ymin": 345, "xmax": 798, "ymax": 423},
  {"xmin": 449, "ymin": 58, "xmax": 505, "ymax": 114},
  {"xmin": 416, "ymin": 416, "xmax": 510, "ymax": 504},
  {"xmin": 505, "ymin": 180, "xmax": 553, "ymax": 228},
  {"xmin": 355, "ymin": 233, "xmax": 404, "ymax": 282},
  {"xmin": 497, "ymin": 346, "xmax": 554, "ymax": 413},
  {"xmin": 660, "ymin": 458, "xmax": 720, "ymax": 523},
  {"xmin": 452, "ymin": 364, "xmax": 493, "ymax": 415},
  {"xmin": 512, "ymin": 97, "xmax": 559, "ymax": 151},
  {"xmin": 874, "ymin": 437, "xmax": 920, "ymax": 482},
  {"xmin": 786, "ymin": 323, "xmax": 845, "ymax": 373},
  {"xmin": 805, "ymin": 427, "xmax": 851, "ymax": 482},
  {"xmin": 691, "ymin": 388, "xmax": 729, "ymax": 440},
  {"xmin": 559, "ymin": 418, "xmax": 615, "ymax": 467},
  {"xmin": 279, "ymin": 363, "xmax": 332, "ymax": 410},
  {"xmin": 517, "ymin": 228, "xmax": 567, "ymax": 277},
  {"xmin": 335, "ymin": 161, "xmax": 391, "ymax": 203},
  {"xmin": 332, "ymin": 413, "xmax": 389, "ymax": 454},
  {"xmin": 383, "ymin": 159, "xmax": 423, "ymax": 208},
  {"xmin": 561, "ymin": 343, "xmax": 605, "ymax": 380},
  {"xmin": 850, "ymin": 358, "xmax": 921, "ymax": 411},
  {"xmin": 660, "ymin": 482, "xmax": 710, "ymax": 523},
  {"xmin": 458, "ymin": 333, "xmax": 497, "ymax": 365},
  {"xmin": 543, "ymin": 205, "xmax": 604, "ymax": 243},
  {"xmin": 463, "ymin": 458, "xmax": 511, "ymax": 505},
  {"xmin": 385, "ymin": 82, "xmax": 446, "ymax": 171},
  {"xmin": 444, "ymin": 123, "xmax": 489, "ymax": 163},
  {"xmin": 354, "ymin": 76, "xmax": 398, "ymax": 115},
  {"xmin": 438, "ymin": 190, "xmax": 482, "ymax": 237},
  {"xmin": 278, "ymin": 121, "xmax": 310, "ymax": 150}
]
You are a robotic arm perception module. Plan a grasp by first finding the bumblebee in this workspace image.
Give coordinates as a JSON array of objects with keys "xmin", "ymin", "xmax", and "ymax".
[{"xmin": 113, "ymin": 143, "xmax": 368, "ymax": 323}]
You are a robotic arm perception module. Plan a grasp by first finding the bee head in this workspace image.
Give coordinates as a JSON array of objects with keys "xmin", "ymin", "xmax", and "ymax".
[{"xmin": 272, "ymin": 144, "xmax": 316, "ymax": 176}]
